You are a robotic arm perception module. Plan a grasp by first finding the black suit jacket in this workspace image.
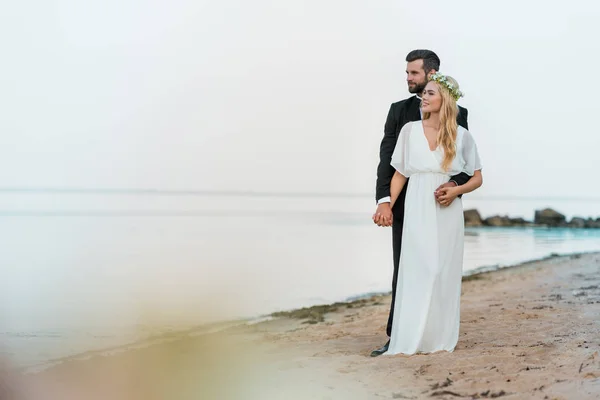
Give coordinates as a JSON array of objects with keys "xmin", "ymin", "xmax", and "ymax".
[{"xmin": 375, "ymin": 95, "xmax": 470, "ymax": 213}]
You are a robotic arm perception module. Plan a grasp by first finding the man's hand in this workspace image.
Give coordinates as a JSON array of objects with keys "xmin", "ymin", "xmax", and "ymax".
[
  {"xmin": 372, "ymin": 203, "xmax": 393, "ymax": 227},
  {"xmin": 435, "ymin": 184, "xmax": 460, "ymax": 207}
]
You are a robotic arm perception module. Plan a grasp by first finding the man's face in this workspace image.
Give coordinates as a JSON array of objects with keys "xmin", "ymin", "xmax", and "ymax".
[{"xmin": 406, "ymin": 59, "xmax": 430, "ymax": 94}]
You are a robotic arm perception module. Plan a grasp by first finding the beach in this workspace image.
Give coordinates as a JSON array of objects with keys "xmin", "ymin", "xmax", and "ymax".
[
  {"xmin": 12, "ymin": 252, "xmax": 599, "ymax": 399},
  {"xmin": 4, "ymin": 0, "xmax": 600, "ymax": 397}
]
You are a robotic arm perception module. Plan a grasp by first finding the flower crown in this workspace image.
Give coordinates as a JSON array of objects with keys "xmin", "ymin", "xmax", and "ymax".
[{"xmin": 429, "ymin": 72, "xmax": 464, "ymax": 101}]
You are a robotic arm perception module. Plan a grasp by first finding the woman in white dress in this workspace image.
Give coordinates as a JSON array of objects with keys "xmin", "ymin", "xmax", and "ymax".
[{"xmin": 385, "ymin": 73, "xmax": 483, "ymax": 355}]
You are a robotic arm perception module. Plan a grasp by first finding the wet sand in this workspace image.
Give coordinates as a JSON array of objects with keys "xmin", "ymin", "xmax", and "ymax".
[{"xmin": 14, "ymin": 253, "xmax": 600, "ymax": 399}]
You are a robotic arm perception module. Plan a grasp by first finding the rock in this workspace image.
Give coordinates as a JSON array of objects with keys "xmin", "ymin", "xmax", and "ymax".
[
  {"xmin": 585, "ymin": 218, "xmax": 600, "ymax": 228},
  {"xmin": 569, "ymin": 217, "xmax": 587, "ymax": 228},
  {"xmin": 509, "ymin": 217, "xmax": 532, "ymax": 226},
  {"xmin": 484, "ymin": 215, "xmax": 512, "ymax": 227},
  {"xmin": 464, "ymin": 209, "xmax": 483, "ymax": 227},
  {"xmin": 463, "ymin": 208, "xmax": 598, "ymax": 229},
  {"xmin": 485, "ymin": 216, "xmax": 533, "ymax": 227},
  {"xmin": 534, "ymin": 208, "xmax": 566, "ymax": 226}
]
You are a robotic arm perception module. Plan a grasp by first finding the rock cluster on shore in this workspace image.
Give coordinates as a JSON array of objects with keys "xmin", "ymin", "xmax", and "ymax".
[{"xmin": 464, "ymin": 208, "xmax": 600, "ymax": 228}]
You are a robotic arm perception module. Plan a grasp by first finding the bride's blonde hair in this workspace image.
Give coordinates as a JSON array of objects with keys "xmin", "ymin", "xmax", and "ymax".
[{"xmin": 422, "ymin": 75, "xmax": 460, "ymax": 171}]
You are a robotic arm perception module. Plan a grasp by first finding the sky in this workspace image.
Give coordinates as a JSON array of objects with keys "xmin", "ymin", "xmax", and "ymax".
[{"xmin": 1, "ymin": 0, "xmax": 599, "ymax": 199}]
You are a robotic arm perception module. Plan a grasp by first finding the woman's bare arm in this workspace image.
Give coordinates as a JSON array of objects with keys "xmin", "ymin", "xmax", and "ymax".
[
  {"xmin": 437, "ymin": 170, "xmax": 483, "ymax": 206},
  {"xmin": 455, "ymin": 170, "xmax": 483, "ymax": 195},
  {"xmin": 390, "ymin": 171, "xmax": 407, "ymax": 209}
]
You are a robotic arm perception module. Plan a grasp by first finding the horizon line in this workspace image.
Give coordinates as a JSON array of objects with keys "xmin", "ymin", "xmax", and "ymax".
[{"xmin": 0, "ymin": 187, "xmax": 599, "ymax": 202}]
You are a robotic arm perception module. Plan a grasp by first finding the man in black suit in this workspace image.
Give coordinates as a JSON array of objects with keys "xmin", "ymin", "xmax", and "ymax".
[{"xmin": 370, "ymin": 49, "xmax": 471, "ymax": 357}]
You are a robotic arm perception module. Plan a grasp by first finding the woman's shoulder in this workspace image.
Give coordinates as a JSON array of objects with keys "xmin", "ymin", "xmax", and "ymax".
[
  {"xmin": 407, "ymin": 120, "xmax": 424, "ymax": 130},
  {"xmin": 456, "ymin": 126, "xmax": 477, "ymax": 149},
  {"xmin": 456, "ymin": 125, "xmax": 472, "ymax": 139},
  {"xmin": 400, "ymin": 120, "xmax": 420, "ymax": 134}
]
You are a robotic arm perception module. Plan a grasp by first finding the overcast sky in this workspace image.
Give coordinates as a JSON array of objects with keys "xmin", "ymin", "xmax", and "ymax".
[{"xmin": 1, "ymin": 0, "xmax": 598, "ymax": 199}]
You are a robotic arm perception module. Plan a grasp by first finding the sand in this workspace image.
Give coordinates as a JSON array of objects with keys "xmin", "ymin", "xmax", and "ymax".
[{"xmin": 7, "ymin": 253, "xmax": 600, "ymax": 399}]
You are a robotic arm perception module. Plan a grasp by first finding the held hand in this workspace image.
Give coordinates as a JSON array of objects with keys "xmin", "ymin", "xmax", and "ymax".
[
  {"xmin": 372, "ymin": 203, "xmax": 393, "ymax": 227},
  {"xmin": 434, "ymin": 181, "xmax": 457, "ymax": 199},
  {"xmin": 435, "ymin": 186, "xmax": 460, "ymax": 207}
]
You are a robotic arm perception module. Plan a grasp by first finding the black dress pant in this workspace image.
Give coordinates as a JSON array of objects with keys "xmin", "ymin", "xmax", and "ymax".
[{"xmin": 386, "ymin": 188, "xmax": 407, "ymax": 337}]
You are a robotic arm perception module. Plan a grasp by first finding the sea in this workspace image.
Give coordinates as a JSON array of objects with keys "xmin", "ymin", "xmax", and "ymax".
[{"xmin": 1, "ymin": 190, "xmax": 599, "ymax": 371}]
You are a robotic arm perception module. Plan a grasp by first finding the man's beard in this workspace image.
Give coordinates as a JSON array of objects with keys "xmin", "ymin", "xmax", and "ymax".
[{"xmin": 408, "ymin": 81, "xmax": 427, "ymax": 94}]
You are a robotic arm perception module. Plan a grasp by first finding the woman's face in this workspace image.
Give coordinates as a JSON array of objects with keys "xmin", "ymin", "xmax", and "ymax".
[{"xmin": 421, "ymin": 81, "xmax": 442, "ymax": 113}]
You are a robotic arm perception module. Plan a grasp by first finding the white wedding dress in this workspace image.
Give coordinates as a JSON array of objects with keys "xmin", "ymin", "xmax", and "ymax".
[{"xmin": 386, "ymin": 120, "xmax": 482, "ymax": 355}]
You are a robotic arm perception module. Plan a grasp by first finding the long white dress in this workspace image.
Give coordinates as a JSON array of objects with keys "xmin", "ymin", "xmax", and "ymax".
[{"xmin": 386, "ymin": 120, "xmax": 482, "ymax": 356}]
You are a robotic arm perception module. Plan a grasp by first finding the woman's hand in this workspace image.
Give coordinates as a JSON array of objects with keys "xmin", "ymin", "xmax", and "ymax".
[
  {"xmin": 373, "ymin": 203, "xmax": 393, "ymax": 227},
  {"xmin": 436, "ymin": 185, "xmax": 460, "ymax": 207}
]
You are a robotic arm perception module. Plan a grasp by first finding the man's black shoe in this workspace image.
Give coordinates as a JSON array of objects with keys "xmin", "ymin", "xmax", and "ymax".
[{"xmin": 370, "ymin": 340, "xmax": 390, "ymax": 357}]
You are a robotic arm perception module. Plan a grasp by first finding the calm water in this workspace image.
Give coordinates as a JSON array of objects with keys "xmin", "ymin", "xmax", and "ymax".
[{"xmin": 0, "ymin": 192, "xmax": 599, "ymax": 369}]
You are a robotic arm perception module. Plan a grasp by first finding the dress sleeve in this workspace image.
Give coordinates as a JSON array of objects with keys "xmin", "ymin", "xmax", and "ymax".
[
  {"xmin": 390, "ymin": 122, "xmax": 412, "ymax": 177},
  {"xmin": 461, "ymin": 129, "xmax": 482, "ymax": 176}
]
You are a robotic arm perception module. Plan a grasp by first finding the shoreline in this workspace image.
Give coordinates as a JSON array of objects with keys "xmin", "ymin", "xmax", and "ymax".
[
  {"xmin": 22, "ymin": 251, "xmax": 600, "ymax": 399},
  {"xmin": 21, "ymin": 250, "xmax": 600, "ymax": 377}
]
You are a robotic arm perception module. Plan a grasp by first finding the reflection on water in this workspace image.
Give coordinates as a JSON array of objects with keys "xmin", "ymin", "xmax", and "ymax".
[
  {"xmin": 463, "ymin": 227, "xmax": 600, "ymax": 272},
  {"xmin": 0, "ymin": 193, "xmax": 599, "ymax": 369}
]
